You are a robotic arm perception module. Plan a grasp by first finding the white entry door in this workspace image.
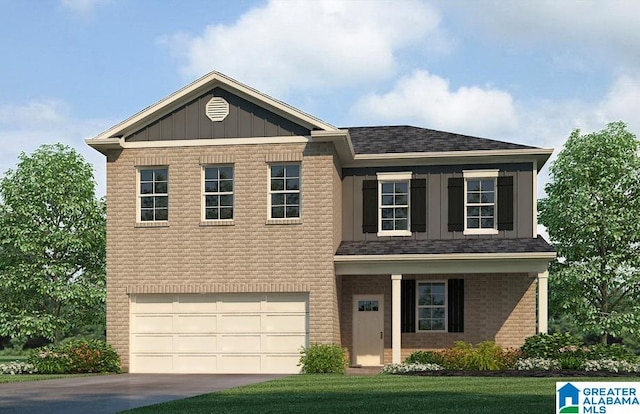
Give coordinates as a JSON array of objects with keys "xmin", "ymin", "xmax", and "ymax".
[{"xmin": 352, "ymin": 294, "xmax": 384, "ymax": 366}]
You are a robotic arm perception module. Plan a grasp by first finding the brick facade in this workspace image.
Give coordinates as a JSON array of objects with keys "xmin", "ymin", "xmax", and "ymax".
[{"xmin": 105, "ymin": 142, "xmax": 341, "ymax": 371}]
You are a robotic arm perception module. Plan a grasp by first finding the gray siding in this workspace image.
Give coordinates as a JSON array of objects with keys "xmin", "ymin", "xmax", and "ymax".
[
  {"xmin": 126, "ymin": 87, "xmax": 310, "ymax": 142},
  {"xmin": 341, "ymin": 164, "xmax": 534, "ymax": 241}
]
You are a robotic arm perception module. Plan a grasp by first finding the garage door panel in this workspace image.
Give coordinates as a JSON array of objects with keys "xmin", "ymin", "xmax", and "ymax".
[
  {"xmin": 133, "ymin": 295, "xmax": 175, "ymax": 312},
  {"xmin": 220, "ymin": 315, "xmax": 261, "ymax": 332},
  {"xmin": 264, "ymin": 355, "xmax": 301, "ymax": 373},
  {"xmin": 220, "ymin": 335, "xmax": 261, "ymax": 352},
  {"xmin": 133, "ymin": 315, "xmax": 174, "ymax": 333},
  {"xmin": 131, "ymin": 335, "xmax": 173, "ymax": 353},
  {"xmin": 175, "ymin": 295, "xmax": 218, "ymax": 313},
  {"xmin": 218, "ymin": 294, "xmax": 263, "ymax": 312},
  {"xmin": 265, "ymin": 334, "xmax": 307, "ymax": 353},
  {"xmin": 220, "ymin": 355, "xmax": 261, "ymax": 373},
  {"xmin": 175, "ymin": 355, "xmax": 217, "ymax": 373},
  {"xmin": 175, "ymin": 335, "xmax": 216, "ymax": 353},
  {"xmin": 265, "ymin": 314, "xmax": 306, "ymax": 332},
  {"xmin": 132, "ymin": 355, "xmax": 173, "ymax": 373},
  {"xmin": 265, "ymin": 294, "xmax": 308, "ymax": 312},
  {"xmin": 175, "ymin": 315, "xmax": 216, "ymax": 332}
]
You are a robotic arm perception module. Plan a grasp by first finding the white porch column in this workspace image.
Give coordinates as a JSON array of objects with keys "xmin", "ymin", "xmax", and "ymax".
[
  {"xmin": 391, "ymin": 274, "xmax": 402, "ymax": 364},
  {"xmin": 538, "ymin": 270, "xmax": 549, "ymax": 334}
]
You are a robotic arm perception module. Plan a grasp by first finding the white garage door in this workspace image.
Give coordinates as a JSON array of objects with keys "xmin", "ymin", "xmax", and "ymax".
[{"xmin": 129, "ymin": 293, "xmax": 308, "ymax": 374}]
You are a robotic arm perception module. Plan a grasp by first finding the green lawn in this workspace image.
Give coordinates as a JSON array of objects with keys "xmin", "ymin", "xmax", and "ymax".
[
  {"xmin": 0, "ymin": 373, "xmax": 98, "ymax": 383},
  {"xmin": 122, "ymin": 374, "xmax": 631, "ymax": 414}
]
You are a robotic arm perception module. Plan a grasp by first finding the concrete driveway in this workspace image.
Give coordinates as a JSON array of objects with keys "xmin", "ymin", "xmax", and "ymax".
[{"xmin": 0, "ymin": 374, "xmax": 285, "ymax": 414}]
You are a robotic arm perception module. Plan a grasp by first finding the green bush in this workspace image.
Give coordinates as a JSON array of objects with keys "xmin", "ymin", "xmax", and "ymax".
[
  {"xmin": 520, "ymin": 333, "xmax": 582, "ymax": 358},
  {"xmin": 588, "ymin": 343, "xmax": 638, "ymax": 362},
  {"xmin": 432, "ymin": 341, "xmax": 519, "ymax": 371},
  {"xmin": 299, "ymin": 343, "xmax": 348, "ymax": 374},
  {"xmin": 28, "ymin": 340, "xmax": 120, "ymax": 374},
  {"xmin": 404, "ymin": 350, "xmax": 442, "ymax": 365}
]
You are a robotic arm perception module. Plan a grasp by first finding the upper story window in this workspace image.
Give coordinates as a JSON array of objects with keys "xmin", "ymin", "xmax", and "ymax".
[
  {"xmin": 203, "ymin": 165, "xmax": 234, "ymax": 221},
  {"xmin": 269, "ymin": 164, "xmax": 300, "ymax": 219},
  {"xmin": 377, "ymin": 172, "xmax": 412, "ymax": 236},
  {"xmin": 139, "ymin": 167, "xmax": 168, "ymax": 222},
  {"xmin": 417, "ymin": 281, "xmax": 446, "ymax": 332},
  {"xmin": 463, "ymin": 170, "xmax": 499, "ymax": 235}
]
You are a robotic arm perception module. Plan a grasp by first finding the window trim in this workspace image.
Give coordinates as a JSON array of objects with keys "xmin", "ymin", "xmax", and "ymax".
[
  {"xmin": 376, "ymin": 172, "xmax": 412, "ymax": 237},
  {"xmin": 137, "ymin": 166, "xmax": 169, "ymax": 223},
  {"xmin": 201, "ymin": 164, "xmax": 234, "ymax": 223},
  {"xmin": 268, "ymin": 163, "xmax": 301, "ymax": 220},
  {"xmin": 462, "ymin": 169, "xmax": 499, "ymax": 235},
  {"xmin": 416, "ymin": 280, "xmax": 447, "ymax": 333}
]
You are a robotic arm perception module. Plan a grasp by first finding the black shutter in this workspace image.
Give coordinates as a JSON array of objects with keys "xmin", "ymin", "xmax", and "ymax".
[
  {"xmin": 401, "ymin": 279, "xmax": 416, "ymax": 333},
  {"xmin": 448, "ymin": 279, "xmax": 464, "ymax": 333},
  {"xmin": 410, "ymin": 179, "xmax": 426, "ymax": 232},
  {"xmin": 448, "ymin": 177, "xmax": 464, "ymax": 232},
  {"xmin": 362, "ymin": 180, "xmax": 377, "ymax": 233},
  {"xmin": 497, "ymin": 176, "xmax": 514, "ymax": 231}
]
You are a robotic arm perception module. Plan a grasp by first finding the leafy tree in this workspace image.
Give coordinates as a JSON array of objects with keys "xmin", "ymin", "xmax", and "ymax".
[
  {"xmin": 539, "ymin": 121, "xmax": 640, "ymax": 344},
  {"xmin": 0, "ymin": 143, "xmax": 105, "ymax": 344}
]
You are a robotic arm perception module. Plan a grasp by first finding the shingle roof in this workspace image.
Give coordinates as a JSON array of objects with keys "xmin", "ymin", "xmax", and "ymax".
[
  {"xmin": 344, "ymin": 125, "xmax": 536, "ymax": 155},
  {"xmin": 335, "ymin": 236, "xmax": 555, "ymax": 256}
]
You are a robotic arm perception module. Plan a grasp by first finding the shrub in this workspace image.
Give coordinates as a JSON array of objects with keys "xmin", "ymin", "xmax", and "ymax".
[
  {"xmin": 0, "ymin": 361, "xmax": 38, "ymax": 375},
  {"xmin": 404, "ymin": 351, "xmax": 443, "ymax": 365},
  {"xmin": 381, "ymin": 363, "xmax": 443, "ymax": 374},
  {"xmin": 516, "ymin": 358, "xmax": 561, "ymax": 371},
  {"xmin": 28, "ymin": 340, "xmax": 120, "ymax": 374},
  {"xmin": 299, "ymin": 343, "xmax": 348, "ymax": 374},
  {"xmin": 588, "ymin": 343, "xmax": 637, "ymax": 362},
  {"xmin": 520, "ymin": 333, "xmax": 581, "ymax": 358},
  {"xmin": 584, "ymin": 359, "xmax": 640, "ymax": 373},
  {"xmin": 557, "ymin": 346, "xmax": 589, "ymax": 370},
  {"xmin": 438, "ymin": 341, "xmax": 518, "ymax": 371}
]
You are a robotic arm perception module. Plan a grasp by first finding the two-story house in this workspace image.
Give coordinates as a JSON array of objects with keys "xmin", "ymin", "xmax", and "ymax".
[{"xmin": 87, "ymin": 71, "xmax": 555, "ymax": 374}]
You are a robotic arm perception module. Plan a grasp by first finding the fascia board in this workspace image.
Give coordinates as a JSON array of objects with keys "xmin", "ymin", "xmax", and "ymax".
[
  {"xmin": 87, "ymin": 71, "xmax": 338, "ymax": 142},
  {"xmin": 342, "ymin": 148, "xmax": 554, "ymax": 170},
  {"xmin": 334, "ymin": 252, "xmax": 557, "ymax": 262},
  {"xmin": 311, "ymin": 129, "xmax": 355, "ymax": 164}
]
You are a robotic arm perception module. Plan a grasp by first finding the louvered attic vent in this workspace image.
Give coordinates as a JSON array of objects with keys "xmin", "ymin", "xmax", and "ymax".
[{"xmin": 205, "ymin": 97, "xmax": 229, "ymax": 122}]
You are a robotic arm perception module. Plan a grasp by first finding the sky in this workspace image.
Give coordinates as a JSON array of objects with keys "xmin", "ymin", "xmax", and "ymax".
[{"xmin": 1, "ymin": 0, "xmax": 640, "ymax": 200}]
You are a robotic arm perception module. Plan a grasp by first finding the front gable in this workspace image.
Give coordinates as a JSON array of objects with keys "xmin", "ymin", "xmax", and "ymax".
[{"xmin": 126, "ymin": 87, "xmax": 311, "ymax": 142}]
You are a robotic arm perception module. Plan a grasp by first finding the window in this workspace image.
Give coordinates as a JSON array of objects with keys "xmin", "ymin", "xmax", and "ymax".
[
  {"xmin": 139, "ymin": 168, "xmax": 168, "ymax": 221},
  {"xmin": 269, "ymin": 164, "xmax": 300, "ymax": 219},
  {"xmin": 357, "ymin": 300, "xmax": 379, "ymax": 312},
  {"xmin": 417, "ymin": 282, "xmax": 446, "ymax": 332},
  {"xmin": 203, "ymin": 166, "xmax": 234, "ymax": 220},
  {"xmin": 377, "ymin": 172, "xmax": 412, "ymax": 236},
  {"xmin": 463, "ymin": 170, "xmax": 499, "ymax": 235}
]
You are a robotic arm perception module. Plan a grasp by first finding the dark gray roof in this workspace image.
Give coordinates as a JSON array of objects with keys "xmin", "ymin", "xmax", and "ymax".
[
  {"xmin": 344, "ymin": 125, "xmax": 536, "ymax": 154},
  {"xmin": 336, "ymin": 236, "xmax": 555, "ymax": 256}
]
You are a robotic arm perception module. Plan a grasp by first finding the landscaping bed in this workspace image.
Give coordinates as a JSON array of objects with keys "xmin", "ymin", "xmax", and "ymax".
[{"xmin": 401, "ymin": 369, "xmax": 640, "ymax": 377}]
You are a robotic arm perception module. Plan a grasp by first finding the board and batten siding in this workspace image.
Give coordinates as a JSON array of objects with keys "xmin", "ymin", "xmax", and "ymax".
[
  {"xmin": 126, "ymin": 87, "xmax": 310, "ymax": 142},
  {"xmin": 341, "ymin": 165, "xmax": 534, "ymax": 241}
]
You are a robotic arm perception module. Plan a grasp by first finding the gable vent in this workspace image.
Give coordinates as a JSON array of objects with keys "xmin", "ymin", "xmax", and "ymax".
[{"xmin": 205, "ymin": 97, "xmax": 229, "ymax": 122}]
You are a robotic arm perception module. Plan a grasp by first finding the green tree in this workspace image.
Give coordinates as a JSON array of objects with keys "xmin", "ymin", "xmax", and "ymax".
[
  {"xmin": 0, "ymin": 143, "xmax": 106, "ymax": 344},
  {"xmin": 539, "ymin": 121, "xmax": 640, "ymax": 344}
]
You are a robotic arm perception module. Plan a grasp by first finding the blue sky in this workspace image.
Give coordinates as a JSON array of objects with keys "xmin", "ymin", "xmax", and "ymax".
[{"xmin": 2, "ymin": 0, "xmax": 639, "ymax": 198}]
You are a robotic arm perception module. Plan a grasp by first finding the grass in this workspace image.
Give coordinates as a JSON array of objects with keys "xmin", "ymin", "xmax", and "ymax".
[
  {"xmin": 0, "ymin": 373, "xmax": 98, "ymax": 383},
  {"xmin": 122, "ymin": 374, "xmax": 638, "ymax": 414}
]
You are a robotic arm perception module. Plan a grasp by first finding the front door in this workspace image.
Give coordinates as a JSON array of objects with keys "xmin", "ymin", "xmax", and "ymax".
[{"xmin": 352, "ymin": 294, "xmax": 384, "ymax": 366}]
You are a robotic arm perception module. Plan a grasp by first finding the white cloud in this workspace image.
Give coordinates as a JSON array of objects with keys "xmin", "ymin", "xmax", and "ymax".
[
  {"xmin": 0, "ymin": 99, "xmax": 112, "ymax": 196},
  {"xmin": 60, "ymin": 0, "xmax": 112, "ymax": 14},
  {"xmin": 161, "ymin": 0, "xmax": 447, "ymax": 96},
  {"xmin": 350, "ymin": 69, "xmax": 518, "ymax": 138}
]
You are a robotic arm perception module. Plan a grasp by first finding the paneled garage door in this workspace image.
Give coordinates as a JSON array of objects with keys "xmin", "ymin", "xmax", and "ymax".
[{"xmin": 129, "ymin": 293, "xmax": 308, "ymax": 374}]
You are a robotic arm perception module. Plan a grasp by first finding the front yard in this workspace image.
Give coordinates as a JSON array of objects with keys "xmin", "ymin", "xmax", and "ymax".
[{"xmin": 122, "ymin": 374, "xmax": 638, "ymax": 414}]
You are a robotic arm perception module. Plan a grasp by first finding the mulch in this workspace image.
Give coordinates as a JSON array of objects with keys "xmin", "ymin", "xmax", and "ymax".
[{"xmin": 400, "ymin": 370, "xmax": 640, "ymax": 377}]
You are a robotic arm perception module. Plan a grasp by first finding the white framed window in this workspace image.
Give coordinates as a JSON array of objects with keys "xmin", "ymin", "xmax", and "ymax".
[
  {"xmin": 417, "ymin": 281, "xmax": 446, "ymax": 332},
  {"xmin": 138, "ymin": 167, "xmax": 168, "ymax": 222},
  {"xmin": 377, "ymin": 172, "xmax": 412, "ymax": 236},
  {"xmin": 203, "ymin": 165, "xmax": 234, "ymax": 221},
  {"xmin": 463, "ymin": 169, "xmax": 499, "ymax": 235},
  {"xmin": 269, "ymin": 163, "xmax": 300, "ymax": 219}
]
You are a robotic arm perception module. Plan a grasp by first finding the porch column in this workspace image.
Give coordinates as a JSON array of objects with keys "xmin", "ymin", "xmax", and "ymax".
[
  {"xmin": 538, "ymin": 270, "xmax": 549, "ymax": 334},
  {"xmin": 391, "ymin": 274, "xmax": 402, "ymax": 364}
]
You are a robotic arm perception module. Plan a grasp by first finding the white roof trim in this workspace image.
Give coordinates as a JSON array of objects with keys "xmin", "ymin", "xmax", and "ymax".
[{"xmin": 87, "ymin": 71, "xmax": 339, "ymax": 142}]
